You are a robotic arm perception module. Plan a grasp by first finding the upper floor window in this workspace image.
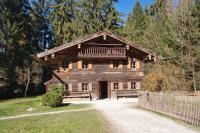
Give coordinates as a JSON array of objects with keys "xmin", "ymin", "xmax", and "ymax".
[
  {"xmin": 131, "ymin": 61, "xmax": 136, "ymax": 69},
  {"xmin": 82, "ymin": 62, "xmax": 88, "ymax": 69},
  {"xmin": 82, "ymin": 83, "xmax": 88, "ymax": 91},
  {"xmin": 131, "ymin": 82, "xmax": 136, "ymax": 90},
  {"xmin": 62, "ymin": 58, "xmax": 69, "ymax": 70},
  {"xmin": 114, "ymin": 83, "xmax": 119, "ymax": 90},
  {"xmin": 113, "ymin": 61, "xmax": 119, "ymax": 69}
]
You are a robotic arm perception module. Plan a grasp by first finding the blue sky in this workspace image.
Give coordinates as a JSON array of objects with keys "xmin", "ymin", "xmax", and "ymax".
[{"xmin": 115, "ymin": 0, "xmax": 155, "ymax": 21}]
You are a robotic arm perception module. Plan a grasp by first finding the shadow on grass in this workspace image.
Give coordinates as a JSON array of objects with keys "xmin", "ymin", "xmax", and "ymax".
[{"xmin": 56, "ymin": 103, "xmax": 71, "ymax": 107}]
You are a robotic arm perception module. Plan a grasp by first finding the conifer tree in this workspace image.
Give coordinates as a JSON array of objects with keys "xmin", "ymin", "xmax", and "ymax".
[{"xmin": 124, "ymin": 0, "xmax": 146, "ymax": 45}]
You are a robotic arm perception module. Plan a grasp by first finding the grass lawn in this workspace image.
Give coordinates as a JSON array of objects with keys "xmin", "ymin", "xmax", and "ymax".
[
  {"xmin": 0, "ymin": 96, "xmax": 90, "ymax": 117},
  {"xmin": 0, "ymin": 110, "xmax": 109, "ymax": 133}
]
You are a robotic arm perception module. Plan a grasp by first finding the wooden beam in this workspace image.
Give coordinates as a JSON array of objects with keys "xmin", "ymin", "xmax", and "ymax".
[
  {"xmin": 103, "ymin": 35, "xmax": 106, "ymax": 40},
  {"xmin": 44, "ymin": 56, "xmax": 48, "ymax": 61},
  {"xmin": 78, "ymin": 44, "xmax": 81, "ymax": 49},
  {"xmin": 51, "ymin": 53, "xmax": 54, "ymax": 59},
  {"xmin": 126, "ymin": 45, "xmax": 129, "ymax": 50},
  {"xmin": 148, "ymin": 55, "xmax": 152, "ymax": 60}
]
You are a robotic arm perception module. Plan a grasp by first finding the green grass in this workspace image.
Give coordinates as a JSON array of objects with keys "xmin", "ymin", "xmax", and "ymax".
[
  {"xmin": 135, "ymin": 105, "xmax": 200, "ymax": 132},
  {"xmin": 0, "ymin": 96, "xmax": 90, "ymax": 117},
  {"xmin": 0, "ymin": 66, "xmax": 6, "ymax": 73},
  {"xmin": 0, "ymin": 110, "xmax": 109, "ymax": 133}
]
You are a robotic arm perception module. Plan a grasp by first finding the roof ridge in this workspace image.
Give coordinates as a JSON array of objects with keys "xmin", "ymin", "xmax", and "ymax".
[{"xmin": 37, "ymin": 31, "xmax": 156, "ymax": 58}]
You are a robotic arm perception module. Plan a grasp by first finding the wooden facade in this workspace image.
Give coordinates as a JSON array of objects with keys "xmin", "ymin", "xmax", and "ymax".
[{"xmin": 37, "ymin": 31, "xmax": 155, "ymax": 100}]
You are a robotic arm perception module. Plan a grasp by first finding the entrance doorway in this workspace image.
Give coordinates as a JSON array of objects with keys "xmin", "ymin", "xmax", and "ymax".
[{"xmin": 99, "ymin": 81, "xmax": 108, "ymax": 99}]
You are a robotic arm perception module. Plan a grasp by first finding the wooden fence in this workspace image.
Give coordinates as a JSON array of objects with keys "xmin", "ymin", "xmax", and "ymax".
[{"xmin": 138, "ymin": 92, "xmax": 200, "ymax": 126}]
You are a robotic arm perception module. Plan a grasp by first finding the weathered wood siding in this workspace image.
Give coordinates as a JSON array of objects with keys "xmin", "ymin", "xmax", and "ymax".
[{"xmin": 45, "ymin": 43, "xmax": 144, "ymax": 99}]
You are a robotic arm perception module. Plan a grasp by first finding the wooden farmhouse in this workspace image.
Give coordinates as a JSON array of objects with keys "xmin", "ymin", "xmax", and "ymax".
[{"xmin": 37, "ymin": 31, "xmax": 155, "ymax": 100}]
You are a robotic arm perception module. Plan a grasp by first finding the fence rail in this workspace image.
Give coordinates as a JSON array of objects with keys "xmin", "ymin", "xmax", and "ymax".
[{"xmin": 138, "ymin": 92, "xmax": 200, "ymax": 126}]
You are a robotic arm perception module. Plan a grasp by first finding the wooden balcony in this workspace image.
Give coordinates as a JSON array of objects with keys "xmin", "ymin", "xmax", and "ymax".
[{"xmin": 78, "ymin": 47, "xmax": 126, "ymax": 59}]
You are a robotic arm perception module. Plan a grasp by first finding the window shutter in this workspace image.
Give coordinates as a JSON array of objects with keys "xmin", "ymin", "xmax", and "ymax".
[
  {"xmin": 136, "ymin": 61, "xmax": 140, "ymax": 70},
  {"xmin": 68, "ymin": 62, "xmax": 73, "ymax": 70},
  {"xmin": 136, "ymin": 82, "xmax": 141, "ymax": 90},
  {"xmin": 89, "ymin": 83, "xmax": 92, "ymax": 91},
  {"xmin": 110, "ymin": 61, "xmax": 113, "ymax": 68},
  {"xmin": 128, "ymin": 82, "xmax": 131, "ymax": 90},
  {"xmin": 110, "ymin": 82, "xmax": 113, "ymax": 90},
  {"xmin": 88, "ymin": 63, "xmax": 92, "ymax": 70},
  {"xmin": 78, "ymin": 60, "xmax": 82, "ymax": 69},
  {"xmin": 127, "ymin": 58, "xmax": 131, "ymax": 69},
  {"xmin": 78, "ymin": 83, "xmax": 82, "ymax": 91},
  {"xmin": 119, "ymin": 82, "xmax": 123, "ymax": 90}
]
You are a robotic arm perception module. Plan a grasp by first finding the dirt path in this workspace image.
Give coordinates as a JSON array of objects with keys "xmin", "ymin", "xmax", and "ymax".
[{"xmin": 94, "ymin": 99, "xmax": 199, "ymax": 133}]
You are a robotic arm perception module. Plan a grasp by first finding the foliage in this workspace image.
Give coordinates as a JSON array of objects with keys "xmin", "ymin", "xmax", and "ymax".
[
  {"xmin": 124, "ymin": 0, "xmax": 147, "ymax": 45},
  {"xmin": 42, "ymin": 84, "xmax": 66, "ymax": 107},
  {"xmin": 49, "ymin": 0, "xmax": 123, "ymax": 46},
  {"xmin": 0, "ymin": 0, "xmax": 199, "ymax": 99},
  {"xmin": 124, "ymin": 0, "xmax": 200, "ymax": 92},
  {"xmin": 143, "ymin": 62, "xmax": 189, "ymax": 92}
]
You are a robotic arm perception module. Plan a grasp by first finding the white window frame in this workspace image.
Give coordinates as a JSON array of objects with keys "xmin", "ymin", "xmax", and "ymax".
[
  {"xmin": 82, "ymin": 83, "xmax": 88, "ymax": 91},
  {"xmin": 131, "ymin": 82, "xmax": 136, "ymax": 90},
  {"xmin": 82, "ymin": 61, "xmax": 88, "ymax": 69},
  {"xmin": 114, "ymin": 82, "xmax": 119, "ymax": 90},
  {"xmin": 113, "ymin": 61, "xmax": 119, "ymax": 69},
  {"xmin": 131, "ymin": 61, "xmax": 136, "ymax": 70},
  {"xmin": 62, "ymin": 58, "xmax": 69, "ymax": 70}
]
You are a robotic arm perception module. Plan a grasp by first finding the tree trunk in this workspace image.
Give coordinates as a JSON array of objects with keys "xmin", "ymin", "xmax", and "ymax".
[{"xmin": 25, "ymin": 67, "xmax": 30, "ymax": 98}]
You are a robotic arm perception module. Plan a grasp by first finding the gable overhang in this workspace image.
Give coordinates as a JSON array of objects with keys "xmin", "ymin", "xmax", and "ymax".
[{"xmin": 37, "ymin": 31, "xmax": 156, "ymax": 60}]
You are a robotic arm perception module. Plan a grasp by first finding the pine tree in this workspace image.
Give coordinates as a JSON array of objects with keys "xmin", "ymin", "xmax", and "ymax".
[
  {"xmin": 175, "ymin": 0, "xmax": 200, "ymax": 92},
  {"xmin": 0, "ymin": 0, "xmax": 43, "ymax": 98},
  {"xmin": 49, "ymin": 0, "xmax": 77, "ymax": 46},
  {"xmin": 124, "ymin": 0, "xmax": 146, "ymax": 45},
  {"xmin": 31, "ymin": 0, "xmax": 52, "ymax": 50},
  {"xmin": 49, "ymin": 0, "xmax": 123, "ymax": 46}
]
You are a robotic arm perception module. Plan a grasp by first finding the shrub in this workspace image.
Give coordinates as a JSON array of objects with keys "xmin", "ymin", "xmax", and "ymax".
[
  {"xmin": 144, "ymin": 62, "xmax": 189, "ymax": 92},
  {"xmin": 42, "ymin": 84, "xmax": 66, "ymax": 107}
]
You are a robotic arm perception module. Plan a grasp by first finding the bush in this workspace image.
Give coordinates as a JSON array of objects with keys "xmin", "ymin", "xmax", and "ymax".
[
  {"xmin": 143, "ymin": 62, "xmax": 189, "ymax": 92},
  {"xmin": 42, "ymin": 84, "xmax": 66, "ymax": 107}
]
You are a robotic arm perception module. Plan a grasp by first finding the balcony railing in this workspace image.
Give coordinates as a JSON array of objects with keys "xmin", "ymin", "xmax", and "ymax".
[{"xmin": 78, "ymin": 47, "xmax": 126, "ymax": 58}]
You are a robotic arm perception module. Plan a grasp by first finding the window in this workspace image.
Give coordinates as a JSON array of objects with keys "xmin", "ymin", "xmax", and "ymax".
[
  {"xmin": 65, "ymin": 84, "xmax": 69, "ymax": 91},
  {"xmin": 131, "ymin": 61, "xmax": 136, "ymax": 69},
  {"xmin": 62, "ymin": 58, "xmax": 69, "ymax": 70},
  {"xmin": 131, "ymin": 82, "xmax": 136, "ymax": 90},
  {"xmin": 82, "ymin": 62, "xmax": 88, "ymax": 69},
  {"xmin": 113, "ymin": 61, "xmax": 119, "ymax": 69},
  {"xmin": 82, "ymin": 83, "xmax": 88, "ymax": 91},
  {"xmin": 114, "ymin": 83, "xmax": 119, "ymax": 90}
]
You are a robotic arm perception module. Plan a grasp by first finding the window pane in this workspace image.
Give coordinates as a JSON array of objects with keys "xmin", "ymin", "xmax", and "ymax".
[
  {"xmin": 66, "ymin": 84, "xmax": 69, "ymax": 91},
  {"xmin": 131, "ymin": 82, "xmax": 136, "ymax": 90},
  {"xmin": 114, "ymin": 83, "xmax": 119, "ymax": 90},
  {"xmin": 82, "ymin": 83, "xmax": 88, "ymax": 91},
  {"xmin": 131, "ymin": 62, "xmax": 136, "ymax": 69},
  {"xmin": 62, "ymin": 58, "xmax": 69, "ymax": 70},
  {"xmin": 82, "ymin": 62, "xmax": 88, "ymax": 69},
  {"xmin": 113, "ymin": 61, "xmax": 119, "ymax": 68}
]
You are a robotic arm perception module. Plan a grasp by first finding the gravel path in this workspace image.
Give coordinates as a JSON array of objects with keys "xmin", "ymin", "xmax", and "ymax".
[{"xmin": 94, "ymin": 99, "xmax": 199, "ymax": 133}]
